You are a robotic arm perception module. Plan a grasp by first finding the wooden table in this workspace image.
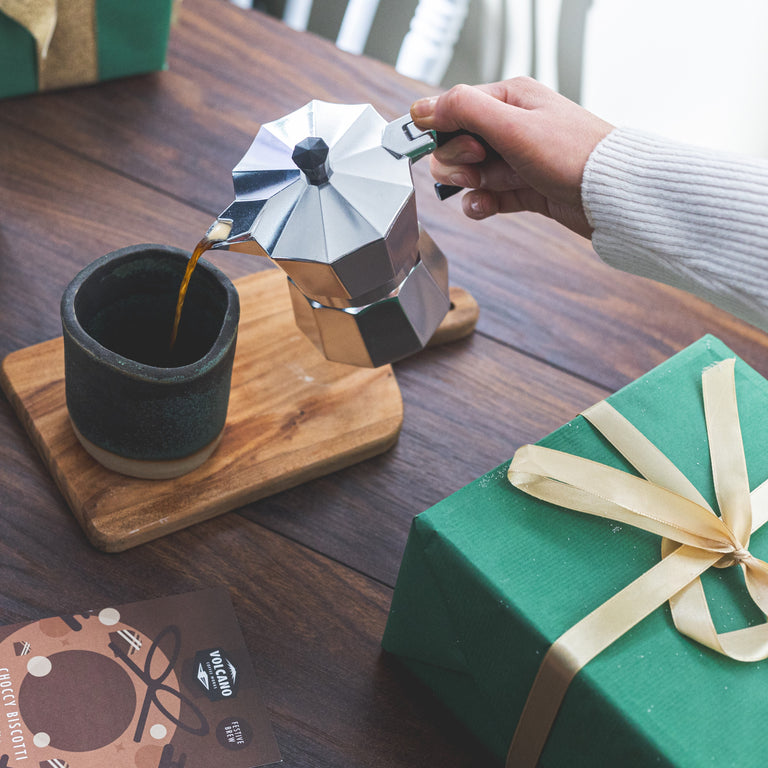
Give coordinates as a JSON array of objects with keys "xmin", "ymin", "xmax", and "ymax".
[{"xmin": 2, "ymin": 1, "xmax": 768, "ymax": 765}]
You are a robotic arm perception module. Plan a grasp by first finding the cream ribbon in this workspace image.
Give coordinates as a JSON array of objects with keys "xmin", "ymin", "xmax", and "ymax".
[
  {"xmin": 505, "ymin": 359, "xmax": 768, "ymax": 767},
  {"xmin": 0, "ymin": 0, "xmax": 98, "ymax": 91}
]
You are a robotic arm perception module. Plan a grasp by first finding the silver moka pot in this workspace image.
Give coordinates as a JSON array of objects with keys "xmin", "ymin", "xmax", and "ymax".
[{"xmin": 209, "ymin": 100, "xmax": 451, "ymax": 368}]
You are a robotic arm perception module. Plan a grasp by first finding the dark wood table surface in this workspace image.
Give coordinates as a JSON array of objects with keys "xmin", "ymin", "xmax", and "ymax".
[{"xmin": 2, "ymin": 1, "xmax": 768, "ymax": 765}]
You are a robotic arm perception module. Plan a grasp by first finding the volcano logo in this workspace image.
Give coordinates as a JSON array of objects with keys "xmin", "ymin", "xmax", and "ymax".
[{"xmin": 194, "ymin": 648, "xmax": 239, "ymax": 702}]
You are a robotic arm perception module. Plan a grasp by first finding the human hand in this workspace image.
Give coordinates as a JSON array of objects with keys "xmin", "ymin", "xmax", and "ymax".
[{"xmin": 411, "ymin": 77, "xmax": 614, "ymax": 239}]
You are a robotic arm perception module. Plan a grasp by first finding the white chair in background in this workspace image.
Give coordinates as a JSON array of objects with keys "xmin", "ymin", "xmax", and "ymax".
[
  {"xmin": 278, "ymin": 0, "xmax": 563, "ymax": 89},
  {"xmin": 395, "ymin": 0, "xmax": 472, "ymax": 85},
  {"xmin": 282, "ymin": 0, "xmax": 471, "ymax": 86},
  {"xmin": 283, "ymin": 0, "xmax": 383, "ymax": 54}
]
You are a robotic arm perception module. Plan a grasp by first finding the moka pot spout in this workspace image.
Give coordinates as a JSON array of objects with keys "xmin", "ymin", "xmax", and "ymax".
[{"xmin": 205, "ymin": 210, "xmax": 269, "ymax": 258}]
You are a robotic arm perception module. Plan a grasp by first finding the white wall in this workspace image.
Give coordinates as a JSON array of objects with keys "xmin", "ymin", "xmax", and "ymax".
[{"xmin": 580, "ymin": 0, "xmax": 768, "ymax": 157}]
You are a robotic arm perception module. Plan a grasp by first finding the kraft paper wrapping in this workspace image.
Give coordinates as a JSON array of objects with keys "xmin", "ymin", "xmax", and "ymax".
[{"xmin": 0, "ymin": 0, "xmax": 98, "ymax": 91}]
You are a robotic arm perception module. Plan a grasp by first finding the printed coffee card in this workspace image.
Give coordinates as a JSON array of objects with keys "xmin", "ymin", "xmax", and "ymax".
[{"xmin": 0, "ymin": 588, "xmax": 281, "ymax": 767}]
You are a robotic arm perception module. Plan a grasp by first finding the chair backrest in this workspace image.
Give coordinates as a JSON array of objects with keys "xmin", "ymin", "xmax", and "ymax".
[
  {"xmin": 282, "ymin": 0, "xmax": 382, "ymax": 54},
  {"xmin": 281, "ymin": 0, "xmax": 471, "ymax": 86}
]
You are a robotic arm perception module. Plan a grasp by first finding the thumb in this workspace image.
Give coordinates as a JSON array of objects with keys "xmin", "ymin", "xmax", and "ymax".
[{"xmin": 411, "ymin": 84, "xmax": 526, "ymax": 152}]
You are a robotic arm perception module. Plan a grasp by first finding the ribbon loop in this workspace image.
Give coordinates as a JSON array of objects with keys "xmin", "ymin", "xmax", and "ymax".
[{"xmin": 703, "ymin": 359, "xmax": 753, "ymax": 545}]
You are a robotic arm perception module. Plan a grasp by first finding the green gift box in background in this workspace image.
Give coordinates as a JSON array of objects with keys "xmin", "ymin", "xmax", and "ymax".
[
  {"xmin": 383, "ymin": 335, "xmax": 768, "ymax": 767},
  {"xmin": 0, "ymin": 0, "xmax": 176, "ymax": 99}
]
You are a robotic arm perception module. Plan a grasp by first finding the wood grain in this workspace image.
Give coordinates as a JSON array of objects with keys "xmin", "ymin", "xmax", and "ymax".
[
  {"xmin": 1, "ymin": 270, "xmax": 403, "ymax": 551},
  {"xmin": 244, "ymin": 332, "xmax": 611, "ymax": 587}
]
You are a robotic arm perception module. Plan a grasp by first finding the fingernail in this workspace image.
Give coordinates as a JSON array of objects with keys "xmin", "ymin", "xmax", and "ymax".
[
  {"xmin": 449, "ymin": 172, "xmax": 470, "ymax": 188},
  {"xmin": 411, "ymin": 95, "xmax": 438, "ymax": 120},
  {"xmin": 467, "ymin": 195, "xmax": 485, "ymax": 217}
]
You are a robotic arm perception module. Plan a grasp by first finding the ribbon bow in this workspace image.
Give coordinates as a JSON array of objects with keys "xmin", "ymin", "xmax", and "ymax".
[
  {"xmin": 505, "ymin": 358, "xmax": 768, "ymax": 767},
  {"xmin": 0, "ymin": 0, "xmax": 97, "ymax": 91}
]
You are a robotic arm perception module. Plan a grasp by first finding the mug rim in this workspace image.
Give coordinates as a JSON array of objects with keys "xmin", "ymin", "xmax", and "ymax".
[{"xmin": 61, "ymin": 243, "xmax": 239, "ymax": 384}]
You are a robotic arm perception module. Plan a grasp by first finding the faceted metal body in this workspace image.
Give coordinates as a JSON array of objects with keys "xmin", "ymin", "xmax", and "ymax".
[
  {"xmin": 213, "ymin": 100, "xmax": 450, "ymax": 366},
  {"xmin": 288, "ymin": 229, "xmax": 449, "ymax": 367}
]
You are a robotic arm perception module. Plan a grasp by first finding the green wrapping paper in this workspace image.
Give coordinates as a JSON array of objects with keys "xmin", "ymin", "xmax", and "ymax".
[
  {"xmin": 0, "ymin": 0, "xmax": 175, "ymax": 99},
  {"xmin": 382, "ymin": 335, "xmax": 768, "ymax": 766}
]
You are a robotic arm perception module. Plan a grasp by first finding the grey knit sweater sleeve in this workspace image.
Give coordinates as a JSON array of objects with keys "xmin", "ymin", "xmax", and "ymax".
[{"xmin": 581, "ymin": 127, "xmax": 768, "ymax": 332}]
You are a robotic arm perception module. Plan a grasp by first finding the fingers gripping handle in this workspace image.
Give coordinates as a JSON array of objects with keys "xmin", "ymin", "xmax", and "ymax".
[
  {"xmin": 432, "ymin": 130, "xmax": 493, "ymax": 200},
  {"xmin": 381, "ymin": 116, "xmax": 489, "ymax": 200}
]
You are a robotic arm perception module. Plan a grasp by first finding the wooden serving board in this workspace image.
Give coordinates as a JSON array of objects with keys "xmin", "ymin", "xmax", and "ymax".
[{"xmin": 1, "ymin": 268, "xmax": 477, "ymax": 552}]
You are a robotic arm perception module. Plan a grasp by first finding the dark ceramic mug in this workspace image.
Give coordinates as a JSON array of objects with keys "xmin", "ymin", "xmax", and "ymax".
[{"xmin": 61, "ymin": 244, "xmax": 239, "ymax": 479}]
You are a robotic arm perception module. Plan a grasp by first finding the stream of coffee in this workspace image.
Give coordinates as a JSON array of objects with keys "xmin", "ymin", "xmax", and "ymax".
[{"xmin": 170, "ymin": 220, "xmax": 232, "ymax": 350}]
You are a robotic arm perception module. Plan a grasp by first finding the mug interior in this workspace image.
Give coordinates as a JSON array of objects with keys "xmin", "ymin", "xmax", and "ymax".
[{"xmin": 74, "ymin": 253, "xmax": 228, "ymax": 368}]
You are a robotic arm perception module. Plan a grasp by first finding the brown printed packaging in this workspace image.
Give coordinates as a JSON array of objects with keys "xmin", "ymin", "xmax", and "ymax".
[{"xmin": 0, "ymin": 588, "xmax": 281, "ymax": 767}]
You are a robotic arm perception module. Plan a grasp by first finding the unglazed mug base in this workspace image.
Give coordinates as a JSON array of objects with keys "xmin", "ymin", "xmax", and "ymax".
[{"xmin": 71, "ymin": 420, "xmax": 224, "ymax": 480}]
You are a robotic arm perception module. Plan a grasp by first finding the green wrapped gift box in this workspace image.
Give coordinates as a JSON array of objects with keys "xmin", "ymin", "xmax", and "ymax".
[
  {"xmin": 0, "ymin": 0, "xmax": 175, "ymax": 99},
  {"xmin": 383, "ymin": 335, "xmax": 768, "ymax": 767}
]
